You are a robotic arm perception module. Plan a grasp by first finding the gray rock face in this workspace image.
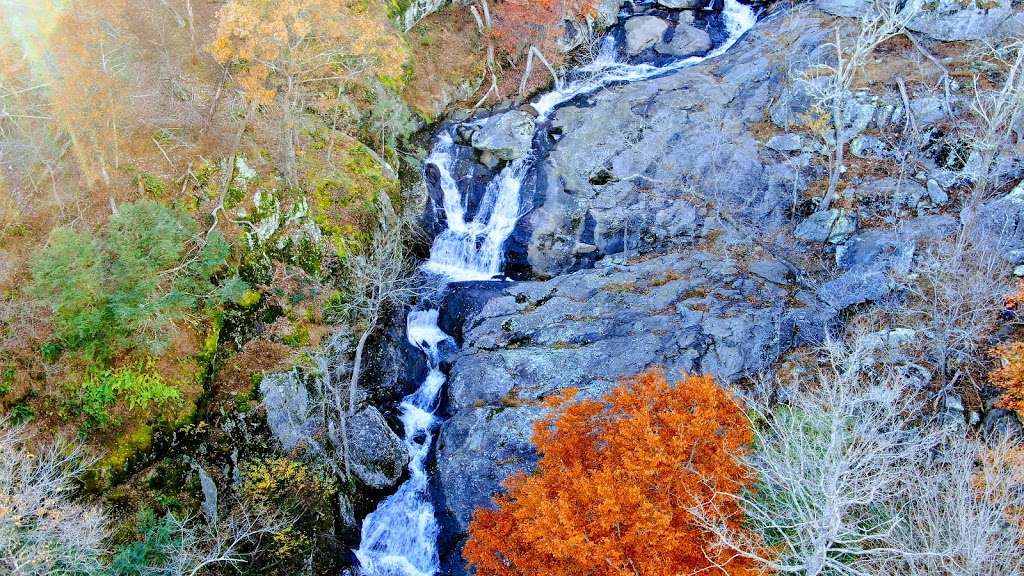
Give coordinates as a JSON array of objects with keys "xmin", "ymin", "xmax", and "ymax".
[
  {"xmin": 437, "ymin": 251, "xmax": 837, "ymax": 531},
  {"xmin": 430, "ymin": 5, "xmax": 960, "ymax": 569},
  {"xmin": 624, "ymin": 16, "xmax": 669, "ymax": 55},
  {"xmin": 595, "ymin": 0, "xmax": 625, "ymax": 27},
  {"xmin": 655, "ymin": 23, "xmax": 712, "ymax": 56},
  {"xmin": 657, "ymin": 0, "xmax": 704, "ymax": 9},
  {"xmin": 814, "ymin": 0, "xmax": 867, "ymax": 17},
  {"xmin": 346, "ymin": 406, "xmax": 409, "ymax": 490},
  {"xmin": 908, "ymin": 0, "xmax": 1019, "ymax": 41},
  {"xmin": 794, "ymin": 210, "xmax": 857, "ymax": 244},
  {"xmin": 470, "ymin": 111, "xmax": 536, "ymax": 161},
  {"xmin": 849, "ymin": 135, "xmax": 889, "ymax": 159},
  {"xmin": 979, "ymin": 182, "xmax": 1024, "ymax": 264},
  {"xmin": 815, "ymin": 0, "xmax": 1020, "ymax": 41},
  {"xmin": 260, "ymin": 371, "xmax": 316, "ymax": 452},
  {"xmin": 513, "ymin": 9, "xmax": 837, "ymax": 277},
  {"xmin": 766, "ymin": 133, "xmax": 804, "ymax": 152}
]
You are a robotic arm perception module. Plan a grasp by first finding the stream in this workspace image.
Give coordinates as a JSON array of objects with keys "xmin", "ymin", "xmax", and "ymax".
[{"xmin": 352, "ymin": 2, "xmax": 757, "ymax": 573}]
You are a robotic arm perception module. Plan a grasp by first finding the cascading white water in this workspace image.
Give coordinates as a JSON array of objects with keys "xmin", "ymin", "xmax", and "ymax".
[
  {"xmin": 354, "ymin": 2, "xmax": 755, "ymax": 574},
  {"xmin": 354, "ymin": 309, "xmax": 448, "ymax": 576}
]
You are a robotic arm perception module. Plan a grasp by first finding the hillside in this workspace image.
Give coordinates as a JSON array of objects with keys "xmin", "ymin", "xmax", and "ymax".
[{"xmin": 4, "ymin": 0, "xmax": 1024, "ymax": 575}]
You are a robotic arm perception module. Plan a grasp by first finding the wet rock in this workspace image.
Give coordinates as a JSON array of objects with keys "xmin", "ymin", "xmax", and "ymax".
[
  {"xmin": 363, "ymin": 308, "xmax": 429, "ymax": 407},
  {"xmin": 624, "ymin": 16, "xmax": 669, "ymax": 55},
  {"xmin": 655, "ymin": 23, "xmax": 712, "ymax": 57},
  {"xmin": 346, "ymin": 406, "xmax": 410, "ymax": 490},
  {"xmin": 794, "ymin": 209, "xmax": 857, "ymax": 244},
  {"xmin": 657, "ymin": 0, "xmax": 704, "ymax": 8},
  {"xmin": 470, "ymin": 111, "xmax": 536, "ymax": 161}
]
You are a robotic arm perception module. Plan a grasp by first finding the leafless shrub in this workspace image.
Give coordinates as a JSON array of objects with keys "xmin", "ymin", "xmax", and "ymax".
[
  {"xmin": 886, "ymin": 437, "xmax": 1024, "ymax": 576},
  {"xmin": 0, "ymin": 423, "xmax": 107, "ymax": 576},
  {"xmin": 803, "ymin": 0, "xmax": 922, "ymax": 210},
  {"xmin": 695, "ymin": 338, "xmax": 941, "ymax": 576},
  {"xmin": 962, "ymin": 36, "xmax": 1024, "ymax": 202},
  {"xmin": 697, "ymin": 335, "xmax": 1024, "ymax": 576},
  {"xmin": 151, "ymin": 506, "xmax": 289, "ymax": 576},
  {"xmin": 885, "ymin": 226, "xmax": 1012, "ymax": 390},
  {"xmin": 335, "ymin": 196, "xmax": 424, "ymax": 420}
]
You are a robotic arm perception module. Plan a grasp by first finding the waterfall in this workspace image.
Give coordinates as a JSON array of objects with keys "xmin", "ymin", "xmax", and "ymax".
[
  {"xmin": 353, "ymin": 2, "xmax": 756, "ymax": 574},
  {"xmin": 354, "ymin": 310, "xmax": 448, "ymax": 576}
]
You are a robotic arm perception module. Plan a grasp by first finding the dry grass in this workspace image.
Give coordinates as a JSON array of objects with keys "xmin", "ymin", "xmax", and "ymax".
[{"xmin": 402, "ymin": 6, "xmax": 487, "ymax": 119}]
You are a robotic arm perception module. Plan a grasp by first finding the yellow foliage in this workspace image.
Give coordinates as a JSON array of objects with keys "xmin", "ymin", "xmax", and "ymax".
[{"xmin": 210, "ymin": 0, "xmax": 410, "ymax": 105}]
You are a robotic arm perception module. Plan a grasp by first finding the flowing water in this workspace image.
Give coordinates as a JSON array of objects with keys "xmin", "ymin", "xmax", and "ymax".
[{"xmin": 353, "ymin": 2, "xmax": 756, "ymax": 573}]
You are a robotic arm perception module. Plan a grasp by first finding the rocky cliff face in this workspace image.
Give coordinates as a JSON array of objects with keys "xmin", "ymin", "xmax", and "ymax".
[{"xmin": 423, "ymin": 1, "xmax": 1024, "ymax": 571}]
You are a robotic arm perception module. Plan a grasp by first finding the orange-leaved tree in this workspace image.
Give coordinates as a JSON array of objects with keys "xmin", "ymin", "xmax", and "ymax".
[
  {"xmin": 991, "ymin": 341, "xmax": 1024, "ymax": 417},
  {"xmin": 463, "ymin": 370, "xmax": 760, "ymax": 576},
  {"xmin": 486, "ymin": 0, "xmax": 597, "ymax": 97}
]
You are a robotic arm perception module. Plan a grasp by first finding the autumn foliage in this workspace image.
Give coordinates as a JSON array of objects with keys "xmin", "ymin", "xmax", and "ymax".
[
  {"xmin": 992, "ymin": 341, "xmax": 1024, "ymax": 417},
  {"xmin": 463, "ymin": 370, "xmax": 759, "ymax": 576},
  {"xmin": 490, "ymin": 0, "xmax": 597, "ymax": 57},
  {"xmin": 209, "ymin": 0, "xmax": 407, "ymax": 105}
]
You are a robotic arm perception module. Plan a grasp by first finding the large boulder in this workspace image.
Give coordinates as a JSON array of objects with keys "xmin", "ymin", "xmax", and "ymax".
[
  {"xmin": 657, "ymin": 0, "xmax": 704, "ymax": 9},
  {"xmin": 346, "ymin": 406, "xmax": 409, "ymax": 490},
  {"xmin": 470, "ymin": 110, "xmax": 536, "ymax": 161},
  {"xmin": 908, "ymin": 0, "xmax": 1019, "ymax": 41},
  {"xmin": 362, "ymin": 308, "xmax": 428, "ymax": 407},
  {"xmin": 260, "ymin": 371, "xmax": 317, "ymax": 452},
  {"xmin": 655, "ymin": 23, "xmax": 713, "ymax": 57},
  {"xmin": 595, "ymin": 0, "xmax": 625, "ymax": 27},
  {"xmin": 815, "ymin": 0, "xmax": 1021, "ymax": 41},
  {"xmin": 794, "ymin": 210, "xmax": 857, "ymax": 244},
  {"xmin": 624, "ymin": 16, "xmax": 670, "ymax": 55}
]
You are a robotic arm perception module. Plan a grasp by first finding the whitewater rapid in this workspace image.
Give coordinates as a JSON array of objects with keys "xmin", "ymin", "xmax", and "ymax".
[{"xmin": 353, "ymin": 2, "xmax": 756, "ymax": 573}]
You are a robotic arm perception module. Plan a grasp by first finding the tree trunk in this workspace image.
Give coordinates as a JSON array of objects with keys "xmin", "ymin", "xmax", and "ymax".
[
  {"xmin": 819, "ymin": 107, "xmax": 846, "ymax": 211},
  {"xmin": 348, "ymin": 323, "xmax": 375, "ymax": 416},
  {"xmin": 282, "ymin": 75, "xmax": 299, "ymax": 189}
]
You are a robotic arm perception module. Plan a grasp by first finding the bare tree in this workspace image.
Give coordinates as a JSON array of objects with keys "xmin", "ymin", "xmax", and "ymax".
[
  {"xmin": 336, "ymin": 196, "xmax": 423, "ymax": 419},
  {"xmin": 0, "ymin": 423, "xmax": 108, "ymax": 576},
  {"xmin": 962, "ymin": 36, "xmax": 1024, "ymax": 203},
  {"xmin": 696, "ymin": 328, "xmax": 1024, "ymax": 576},
  {"xmin": 151, "ymin": 507, "xmax": 288, "ymax": 576},
  {"xmin": 694, "ymin": 338, "xmax": 941, "ymax": 576},
  {"xmin": 886, "ymin": 226, "xmax": 1012, "ymax": 390},
  {"xmin": 804, "ymin": 0, "xmax": 922, "ymax": 210},
  {"xmin": 887, "ymin": 437, "xmax": 1024, "ymax": 576}
]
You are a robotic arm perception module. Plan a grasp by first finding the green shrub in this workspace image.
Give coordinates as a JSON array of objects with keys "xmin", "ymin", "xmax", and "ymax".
[
  {"xmin": 30, "ymin": 200, "xmax": 247, "ymax": 359},
  {"xmin": 136, "ymin": 173, "xmax": 166, "ymax": 197},
  {"xmin": 106, "ymin": 509, "xmax": 180, "ymax": 576},
  {"xmin": 78, "ymin": 364, "xmax": 182, "ymax": 432}
]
